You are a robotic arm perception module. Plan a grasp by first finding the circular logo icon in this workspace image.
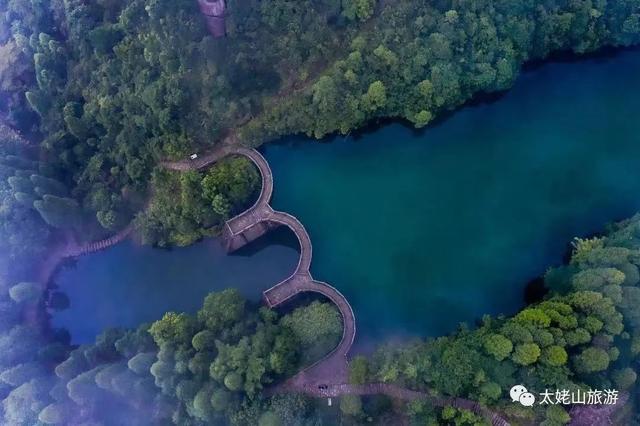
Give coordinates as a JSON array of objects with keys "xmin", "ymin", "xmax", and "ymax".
[
  {"xmin": 510, "ymin": 385, "xmax": 528, "ymax": 402},
  {"xmin": 519, "ymin": 392, "xmax": 536, "ymax": 407}
]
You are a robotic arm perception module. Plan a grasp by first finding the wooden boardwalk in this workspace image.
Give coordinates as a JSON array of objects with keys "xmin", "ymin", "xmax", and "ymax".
[
  {"xmin": 30, "ymin": 141, "xmax": 512, "ymax": 425},
  {"xmin": 163, "ymin": 144, "xmax": 357, "ymax": 388},
  {"xmin": 38, "ymin": 224, "xmax": 134, "ymax": 285},
  {"xmin": 164, "ymin": 144, "xmax": 512, "ymax": 425}
]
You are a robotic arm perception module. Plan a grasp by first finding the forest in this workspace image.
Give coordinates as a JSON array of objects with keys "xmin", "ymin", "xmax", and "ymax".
[
  {"xmin": 1, "ymin": 0, "xmax": 640, "ymax": 424},
  {"xmin": 2, "ymin": 0, "xmax": 640, "ymax": 242},
  {"xmin": 5, "ymin": 149, "xmax": 640, "ymax": 424}
]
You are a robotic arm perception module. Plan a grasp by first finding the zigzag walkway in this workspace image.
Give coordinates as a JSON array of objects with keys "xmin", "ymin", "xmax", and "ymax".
[
  {"xmin": 163, "ymin": 144, "xmax": 357, "ymax": 388},
  {"xmin": 163, "ymin": 144, "xmax": 510, "ymax": 425},
  {"xmin": 36, "ymin": 141, "xmax": 510, "ymax": 425}
]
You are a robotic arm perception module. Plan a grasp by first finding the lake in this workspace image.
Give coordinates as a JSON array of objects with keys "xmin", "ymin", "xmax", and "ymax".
[
  {"xmin": 51, "ymin": 230, "xmax": 300, "ymax": 342},
  {"xmin": 54, "ymin": 48, "xmax": 640, "ymax": 345}
]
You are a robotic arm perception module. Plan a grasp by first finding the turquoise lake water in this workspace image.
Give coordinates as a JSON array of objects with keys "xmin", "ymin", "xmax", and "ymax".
[
  {"xmin": 54, "ymin": 48, "xmax": 640, "ymax": 345},
  {"xmin": 51, "ymin": 231, "xmax": 299, "ymax": 342}
]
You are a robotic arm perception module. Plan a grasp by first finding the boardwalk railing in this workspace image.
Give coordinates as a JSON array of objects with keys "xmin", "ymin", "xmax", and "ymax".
[
  {"xmin": 38, "ymin": 224, "xmax": 135, "ymax": 285},
  {"xmin": 34, "ymin": 141, "xmax": 512, "ymax": 426},
  {"xmin": 163, "ymin": 145, "xmax": 357, "ymax": 388},
  {"xmin": 177, "ymin": 145, "xmax": 509, "ymax": 426}
]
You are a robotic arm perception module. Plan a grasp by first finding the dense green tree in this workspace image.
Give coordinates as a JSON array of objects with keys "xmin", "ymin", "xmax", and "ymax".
[
  {"xmin": 192, "ymin": 385, "xmax": 215, "ymax": 421},
  {"xmin": 342, "ymin": 0, "xmax": 376, "ymax": 22},
  {"xmin": 3, "ymin": 1, "xmax": 640, "ymax": 424},
  {"xmin": 573, "ymin": 347, "xmax": 609, "ymax": 374},
  {"xmin": 280, "ymin": 301, "xmax": 341, "ymax": 363},
  {"xmin": 362, "ymin": 80, "xmax": 387, "ymax": 112},
  {"xmin": 197, "ymin": 289, "xmax": 245, "ymax": 334},
  {"xmin": 223, "ymin": 371, "xmax": 243, "ymax": 392},
  {"xmin": 340, "ymin": 394, "xmax": 363, "ymax": 416},
  {"xmin": 483, "ymin": 334, "xmax": 513, "ymax": 361},
  {"xmin": 149, "ymin": 312, "xmax": 197, "ymax": 348},
  {"xmin": 349, "ymin": 355, "xmax": 369, "ymax": 385},
  {"xmin": 33, "ymin": 195, "xmax": 80, "ymax": 230},
  {"xmin": 512, "ymin": 343, "xmax": 541, "ymax": 366},
  {"xmin": 541, "ymin": 405, "xmax": 571, "ymax": 426},
  {"xmin": 612, "ymin": 367, "xmax": 637, "ymax": 390},
  {"xmin": 541, "ymin": 345, "xmax": 568, "ymax": 367},
  {"xmin": 210, "ymin": 388, "xmax": 231, "ymax": 412},
  {"xmin": 138, "ymin": 157, "xmax": 259, "ymax": 246}
]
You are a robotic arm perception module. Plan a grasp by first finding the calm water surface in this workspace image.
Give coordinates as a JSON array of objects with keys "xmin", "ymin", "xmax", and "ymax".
[
  {"xmin": 265, "ymin": 49, "xmax": 640, "ymax": 343},
  {"xmin": 52, "ymin": 232, "xmax": 299, "ymax": 342},
  {"xmin": 55, "ymin": 49, "xmax": 640, "ymax": 344}
]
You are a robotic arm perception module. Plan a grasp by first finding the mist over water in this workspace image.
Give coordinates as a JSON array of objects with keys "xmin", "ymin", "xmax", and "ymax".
[{"xmin": 54, "ymin": 49, "xmax": 640, "ymax": 347}]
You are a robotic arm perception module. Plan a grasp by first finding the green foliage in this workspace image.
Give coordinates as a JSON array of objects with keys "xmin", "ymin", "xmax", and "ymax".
[
  {"xmin": 356, "ymin": 214, "xmax": 640, "ymax": 422},
  {"xmin": 479, "ymin": 382, "xmax": 501, "ymax": 402},
  {"xmin": 340, "ymin": 394, "xmax": 363, "ymax": 416},
  {"xmin": 541, "ymin": 345, "xmax": 568, "ymax": 367},
  {"xmin": 512, "ymin": 343, "xmax": 541, "ymax": 366},
  {"xmin": 138, "ymin": 157, "xmax": 258, "ymax": 246},
  {"xmin": 571, "ymin": 237, "xmax": 604, "ymax": 265},
  {"xmin": 223, "ymin": 371, "xmax": 243, "ymax": 391},
  {"xmin": 541, "ymin": 405, "xmax": 570, "ymax": 426},
  {"xmin": 440, "ymin": 406, "xmax": 485, "ymax": 425},
  {"xmin": 244, "ymin": 0, "xmax": 640, "ymax": 146},
  {"xmin": 210, "ymin": 388, "xmax": 231, "ymax": 412},
  {"xmin": 192, "ymin": 385, "xmax": 214, "ymax": 421},
  {"xmin": 191, "ymin": 330, "xmax": 216, "ymax": 352},
  {"xmin": 88, "ymin": 25, "xmax": 123, "ymax": 55},
  {"xmin": 483, "ymin": 334, "xmax": 513, "ymax": 361},
  {"xmin": 413, "ymin": 110, "xmax": 433, "ymax": 128},
  {"xmin": 516, "ymin": 308, "xmax": 552, "ymax": 328},
  {"xmin": 201, "ymin": 157, "xmax": 259, "ymax": 219},
  {"xmin": 149, "ymin": 312, "xmax": 197, "ymax": 348},
  {"xmin": 6, "ymin": 0, "xmax": 640, "ymax": 250},
  {"xmin": 349, "ymin": 355, "xmax": 369, "ymax": 385},
  {"xmin": 612, "ymin": 367, "xmax": 637, "ymax": 390},
  {"xmin": 3, "ymin": 0, "xmax": 640, "ymax": 424},
  {"xmin": 362, "ymin": 80, "xmax": 387, "ymax": 112},
  {"xmin": 197, "ymin": 289, "xmax": 246, "ymax": 334},
  {"xmin": 573, "ymin": 347, "xmax": 609, "ymax": 374},
  {"xmin": 33, "ymin": 195, "xmax": 80, "ymax": 230},
  {"xmin": 342, "ymin": 0, "xmax": 376, "ymax": 22},
  {"xmin": 138, "ymin": 290, "xmax": 307, "ymax": 420},
  {"xmin": 280, "ymin": 301, "xmax": 341, "ymax": 364}
]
